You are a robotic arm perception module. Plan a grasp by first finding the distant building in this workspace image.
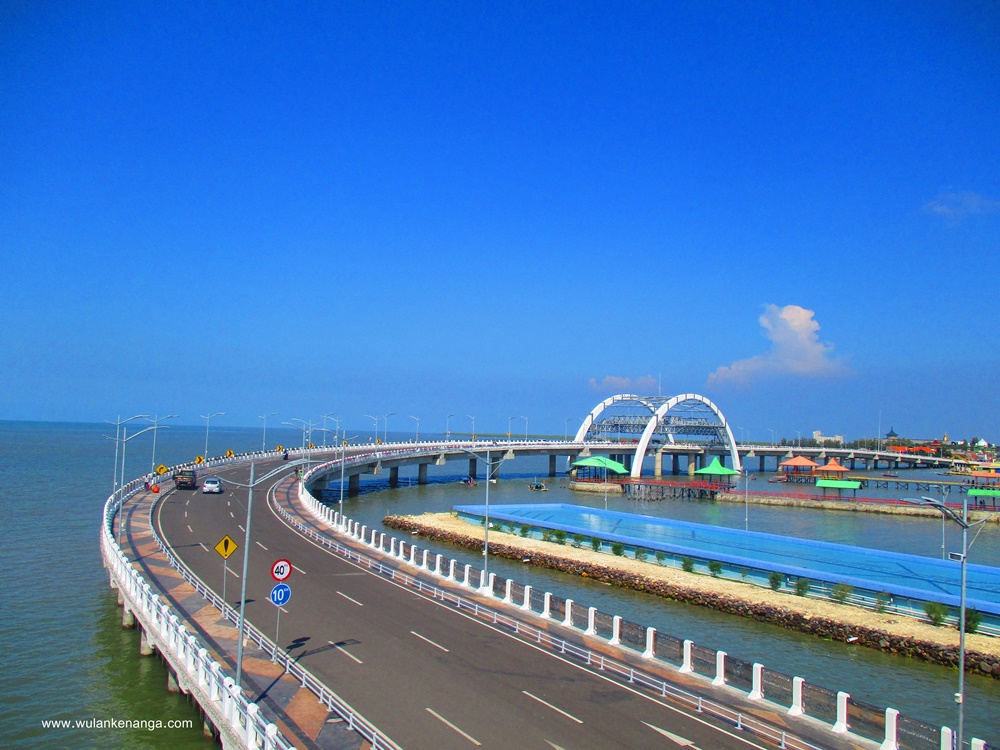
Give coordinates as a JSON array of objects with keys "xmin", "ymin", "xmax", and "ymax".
[{"xmin": 812, "ymin": 430, "xmax": 844, "ymax": 446}]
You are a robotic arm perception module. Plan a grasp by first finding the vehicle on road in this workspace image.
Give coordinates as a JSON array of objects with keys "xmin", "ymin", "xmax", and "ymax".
[
  {"xmin": 172, "ymin": 468, "xmax": 197, "ymax": 489},
  {"xmin": 201, "ymin": 477, "xmax": 223, "ymax": 494}
]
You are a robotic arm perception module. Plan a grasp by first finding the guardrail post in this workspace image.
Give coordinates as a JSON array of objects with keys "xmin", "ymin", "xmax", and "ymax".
[
  {"xmin": 679, "ymin": 640, "xmax": 693, "ymax": 673},
  {"xmin": 541, "ymin": 592, "xmax": 551, "ymax": 619},
  {"xmin": 585, "ymin": 606, "xmax": 596, "ymax": 635},
  {"xmin": 370, "ymin": 529, "xmax": 378, "ymax": 547},
  {"xmin": 463, "ymin": 564, "xmax": 472, "ymax": 588},
  {"xmin": 448, "ymin": 559, "xmax": 456, "ymax": 581},
  {"xmin": 478, "ymin": 569, "xmax": 487, "ymax": 592},
  {"xmin": 880, "ymin": 707, "xmax": 899, "ymax": 750},
  {"xmin": 379, "ymin": 532, "xmax": 386, "ymax": 551},
  {"xmin": 608, "ymin": 615, "xmax": 621, "ymax": 646},
  {"xmin": 246, "ymin": 703, "xmax": 259, "ymax": 745},
  {"xmin": 359, "ymin": 525, "xmax": 367, "ymax": 542},
  {"xmin": 971, "ymin": 739, "xmax": 987, "ymax": 750},
  {"xmin": 210, "ymin": 662, "xmax": 222, "ymax": 701},
  {"xmin": 832, "ymin": 691, "xmax": 850, "ymax": 733},
  {"xmin": 409, "ymin": 545, "xmax": 417, "ymax": 566},
  {"xmin": 503, "ymin": 579, "xmax": 513, "ymax": 604},
  {"xmin": 939, "ymin": 727, "xmax": 953, "ymax": 750},
  {"xmin": 642, "ymin": 627, "xmax": 655, "ymax": 659},
  {"xmin": 265, "ymin": 723, "xmax": 278, "ymax": 750},
  {"xmin": 486, "ymin": 572, "xmax": 496, "ymax": 596},
  {"xmin": 421, "ymin": 550, "xmax": 429, "ymax": 570},
  {"xmin": 788, "ymin": 677, "xmax": 804, "ymax": 716},
  {"xmin": 434, "ymin": 554, "xmax": 443, "ymax": 576},
  {"xmin": 712, "ymin": 651, "xmax": 727, "ymax": 686},
  {"xmin": 562, "ymin": 599, "xmax": 573, "ymax": 627},
  {"xmin": 390, "ymin": 538, "xmax": 397, "ymax": 556},
  {"xmin": 521, "ymin": 585, "xmax": 532, "ymax": 611},
  {"xmin": 748, "ymin": 663, "xmax": 763, "ymax": 700}
]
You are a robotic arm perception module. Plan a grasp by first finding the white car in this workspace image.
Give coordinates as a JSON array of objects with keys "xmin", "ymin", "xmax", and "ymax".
[{"xmin": 201, "ymin": 477, "xmax": 223, "ymax": 494}]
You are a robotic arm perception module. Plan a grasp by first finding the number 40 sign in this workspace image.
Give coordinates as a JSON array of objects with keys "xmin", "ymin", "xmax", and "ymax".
[{"xmin": 271, "ymin": 559, "xmax": 292, "ymax": 582}]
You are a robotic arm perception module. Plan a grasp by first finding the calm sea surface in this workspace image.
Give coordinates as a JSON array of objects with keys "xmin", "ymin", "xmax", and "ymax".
[{"xmin": 2, "ymin": 420, "xmax": 997, "ymax": 747}]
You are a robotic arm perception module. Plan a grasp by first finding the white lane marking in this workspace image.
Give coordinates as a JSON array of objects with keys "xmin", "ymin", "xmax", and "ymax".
[
  {"xmin": 545, "ymin": 741, "xmax": 570, "ymax": 750},
  {"xmin": 410, "ymin": 630, "xmax": 449, "ymax": 652},
  {"xmin": 187, "ymin": 524, "xmax": 193, "ymax": 533},
  {"xmin": 198, "ymin": 543, "xmax": 209, "ymax": 551},
  {"xmin": 280, "ymin": 607, "xmax": 289, "ymax": 614},
  {"xmin": 425, "ymin": 707, "xmax": 481, "ymax": 746},
  {"xmin": 227, "ymin": 567, "xmax": 239, "ymax": 578},
  {"xmin": 238, "ymin": 524, "xmax": 245, "ymax": 532},
  {"xmin": 292, "ymin": 564, "xmax": 307, "ymax": 575},
  {"xmin": 643, "ymin": 722, "xmax": 699, "ymax": 747},
  {"xmin": 522, "ymin": 691, "xmax": 583, "ymax": 724},
  {"xmin": 256, "ymin": 541, "xmax": 268, "ymax": 550},
  {"xmin": 329, "ymin": 641, "xmax": 363, "ymax": 664},
  {"xmin": 336, "ymin": 591, "xmax": 364, "ymax": 607},
  {"xmin": 229, "ymin": 511, "xmax": 235, "ymax": 518},
  {"xmin": 184, "ymin": 510, "xmax": 187, "ymax": 518}
]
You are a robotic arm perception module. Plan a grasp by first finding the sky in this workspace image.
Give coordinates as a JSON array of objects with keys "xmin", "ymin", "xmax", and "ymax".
[{"xmin": 2, "ymin": 1, "xmax": 999, "ymax": 443}]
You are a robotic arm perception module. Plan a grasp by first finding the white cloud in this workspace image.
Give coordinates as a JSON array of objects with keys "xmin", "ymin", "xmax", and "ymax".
[
  {"xmin": 707, "ymin": 304, "xmax": 849, "ymax": 385},
  {"xmin": 588, "ymin": 374, "xmax": 659, "ymax": 393},
  {"xmin": 923, "ymin": 191, "xmax": 1000, "ymax": 220}
]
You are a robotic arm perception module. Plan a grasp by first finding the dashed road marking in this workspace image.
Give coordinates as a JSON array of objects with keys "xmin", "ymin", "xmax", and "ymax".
[
  {"xmin": 337, "ymin": 591, "xmax": 363, "ymax": 607},
  {"xmin": 329, "ymin": 641, "xmax": 363, "ymax": 664},
  {"xmin": 411, "ymin": 631, "xmax": 449, "ymax": 652},
  {"xmin": 425, "ymin": 708, "xmax": 481, "ymax": 745},
  {"xmin": 256, "ymin": 541, "xmax": 268, "ymax": 550},
  {"xmin": 522, "ymin": 691, "xmax": 582, "ymax": 724}
]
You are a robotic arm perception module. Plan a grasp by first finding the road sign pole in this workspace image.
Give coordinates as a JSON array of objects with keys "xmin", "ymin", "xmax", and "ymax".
[
  {"xmin": 235, "ymin": 461, "xmax": 255, "ymax": 688},
  {"xmin": 274, "ymin": 607, "xmax": 281, "ymax": 663},
  {"xmin": 223, "ymin": 558, "xmax": 227, "ymax": 607}
]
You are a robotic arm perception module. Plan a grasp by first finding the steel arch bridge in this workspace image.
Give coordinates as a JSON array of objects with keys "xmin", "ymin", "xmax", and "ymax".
[{"xmin": 573, "ymin": 393, "xmax": 741, "ymax": 478}]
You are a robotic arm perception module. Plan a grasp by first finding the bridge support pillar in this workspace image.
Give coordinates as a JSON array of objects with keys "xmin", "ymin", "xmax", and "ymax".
[
  {"xmin": 688, "ymin": 457, "xmax": 697, "ymax": 476},
  {"xmin": 122, "ymin": 605, "xmax": 135, "ymax": 629},
  {"xmin": 548, "ymin": 455, "xmax": 557, "ymax": 477},
  {"xmin": 348, "ymin": 474, "xmax": 360, "ymax": 496},
  {"xmin": 672, "ymin": 454, "xmax": 680, "ymax": 475},
  {"xmin": 418, "ymin": 463, "xmax": 428, "ymax": 484},
  {"xmin": 468, "ymin": 458, "xmax": 477, "ymax": 480},
  {"xmin": 140, "ymin": 626, "xmax": 155, "ymax": 656},
  {"xmin": 654, "ymin": 450, "xmax": 663, "ymax": 478},
  {"xmin": 389, "ymin": 467, "xmax": 399, "ymax": 488}
]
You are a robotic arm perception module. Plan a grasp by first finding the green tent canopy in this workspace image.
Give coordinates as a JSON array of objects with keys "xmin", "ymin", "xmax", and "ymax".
[
  {"xmin": 694, "ymin": 457, "xmax": 739, "ymax": 477},
  {"xmin": 572, "ymin": 456, "xmax": 629, "ymax": 474}
]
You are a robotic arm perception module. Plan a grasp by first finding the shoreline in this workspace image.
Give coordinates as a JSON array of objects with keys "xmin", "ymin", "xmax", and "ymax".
[{"xmin": 383, "ymin": 511, "xmax": 1000, "ymax": 679}]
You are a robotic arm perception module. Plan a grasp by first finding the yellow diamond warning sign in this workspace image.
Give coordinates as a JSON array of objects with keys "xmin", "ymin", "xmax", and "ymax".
[{"xmin": 214, "ymin": 535, "xmax": 238, "ymax": 560}]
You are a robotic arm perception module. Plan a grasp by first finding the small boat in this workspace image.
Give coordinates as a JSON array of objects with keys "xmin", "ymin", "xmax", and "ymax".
[
  {"xmin": 528, "ymin": 480, "xmax": 548, "ymax": 491},
  {"xmin": 882, "ymin": 472, "xmax": 899, "ymax": 478},
  {"xmin": 768, "ymin": 475, "xmax": 789, "ymax": 483},
  {"xmin": 460, "ymin": 477, "xmax": 477, "ymax": 485}
]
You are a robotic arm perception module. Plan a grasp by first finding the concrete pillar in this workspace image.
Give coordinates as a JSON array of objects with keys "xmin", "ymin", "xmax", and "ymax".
[
  {"xmin": 654, "ymin": 450, "xmax": 663, "ymax": 477},
  {"xmin": 421, "ymin": 549, "xmax": 429, "ymax": 570},
  {"xmin": 348, "ymin": 474, "xmax": 360, "ymax": 495},
  {"xmin": 448, "ymin": 559, "xmax": 456, "ymax": 581},
  {"xmin": 713, "ymin": 651, "xmax": 727, "ymax": 686},
  {"xmin": 503, "ymin": 579, "xmax": 513, "ymax": 604},
  {"xmin": 585, "ymin": 607, "xmax": 596, "ymax": 635},
  {"xmin": 688, "ymin": 457, "xmax": 697, "ymax": 476},
  {"xmin": 521, "ymin": 585, "xmax": 532, "ymax": 611},
  {"xmin": 167, "ymin": 669, "xmax": 180, "ymax": 693},
  {"xmin": 409, "ymin": 544, "xmax": 417, "ymax": 566},
  {"xmin": 642, "ymin": 627, "xmax": 655, "ymax": 659},
  {"xmin": 140, "ymin": 627, "xmax": 155, "ymax": 656},
  {"xmin": 749, "ymin": 663, "xmax": 763, "ymax": 700},
  {"xmin": 468, "ymin": 458, "xmax": 477, "ymax": 480},
  {"xmin": 788, "ymin": 676, "xmax": 805, "ymax": 716},
  {"xmin": 418, "ymin": 463, "xmax": 428, "ymax": 484},
  {"xmin": 463, "ymin": 564, "xmax": 472, "ymax": 587},
  {"xmin": 117, "ymin": 587, "xmax": 125, "ymax": 606},
  {"xmin": 608, "ymin": 615, "xmax": 621, "ymax": 646},
  {"xmin": 540, "ymin": 592, "xmax": 551, "ymax": 619},
  {"xmin": 880, "ymin": 708, "xmax": 899, "ymax": 750},
  {"xmin": 562, "ymin": 600, "xmax": 573, "ymax": 627},
  {"xmin": 434, "ymin": 554, "xmax": 442, "ymax": 576},
  {"xmin": 548, "ymin": 455, "xmax": 557, "ymax": 477},
  {"xmin": 680, "ymin": 640, "xmax": 693, "ymax": 673},
  {"xmin": 122, "ymin": 605, "xmax": 135, "ymax": 628},
  {"xmin": 832, "ymin": 691, "xmax": 850, "ymax": 733},
  {"xmin": 389, "ymin": 467, "xmax": 399, "ymax": 487},
  {"xmin": 672, "ymin": 454, "xmax": 680, "ymax": 475}
]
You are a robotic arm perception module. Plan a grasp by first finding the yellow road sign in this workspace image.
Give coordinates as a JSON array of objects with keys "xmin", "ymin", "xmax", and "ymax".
[
  {"xmin": 225, "ymin": 449, "xmax": 234, "ymax": 457},
  {"xmin": 195, "ymin": 455, "xmax": 205, "ymax": 465},
  {"xmin": 308, "ymin": 442, "xmax": 315, "ymax": 449},
  {"xmin": 215, "ymin": 535, "xmax": 238, "ymax": 560},
  {"xmin": 156, "ymin": 464, "xmax": 168, "ymax": 475},
  {"xmin": 275, "ymin": 445, "xmax": 283, "ymax": 452}
]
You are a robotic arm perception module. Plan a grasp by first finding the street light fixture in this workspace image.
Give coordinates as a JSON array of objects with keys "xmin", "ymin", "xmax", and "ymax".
[
  {"xmin": 901, "ymin": 491, "xmax": 987, "ymax": 750},
  {"xmin": 364, "ymin": 414, "xmax": 380, "ymax": 442},
  {"xmin": 467, "ymin": 414, "xmax": 476, "ymax": 441},
  {"xmin": 258, "ymin": 412, "xmax": 277, "ymax": 452},
  {"xmin": 104, "ymin": 423, "xmax": 157, "ymax": 549},
  {"xmin": 507, "ymin": 416, "xmax": 515, "ymax": 439},
  {"xmin": 383, "ymin": 412, "xmax": 395, "ymax": 443},
  {"xmin": 520, "ymin": 416, "xmax": 528, "ymax": 441},
  {"xmin": 408, "ymin": 415, "xmax": 420, "ymax": 441},
  {"xmin": 201, "ymin": 412, "xmax": 225, "ymax": 460},
  {"xmin": 456, "ymin": 444, "xmax": 516, "ymax": 588},
  {"xmin": 105, "ymin": 414, "xmax": 149, "ymax": 495},
  {"xmin": 146, "ymin": 414, "xmax": 178, "ymax": 474},
  {"xmin": 446, "ymin": 414, "xmax": 454, "ymax": 442}
]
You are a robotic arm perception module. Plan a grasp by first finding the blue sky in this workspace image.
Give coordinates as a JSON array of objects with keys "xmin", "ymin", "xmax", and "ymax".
[{"xmin": 2, "ymin": 2, "xmax": 998, "ymax": 443}]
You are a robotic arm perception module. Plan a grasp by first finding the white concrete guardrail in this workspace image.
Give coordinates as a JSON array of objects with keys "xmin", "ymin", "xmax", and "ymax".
[
  {"xmin": 294, "ymin": 455, "xmax": 990, "ymax": 750},
  {"xmin": 100, "ymin": 449, "xmax": 402, "ymax": 750}
]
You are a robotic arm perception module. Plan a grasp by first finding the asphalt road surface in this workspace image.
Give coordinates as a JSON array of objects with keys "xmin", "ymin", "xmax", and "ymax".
[{"xmin": 150, "ymin": 459, "xmax": 780, "ymax": 750}]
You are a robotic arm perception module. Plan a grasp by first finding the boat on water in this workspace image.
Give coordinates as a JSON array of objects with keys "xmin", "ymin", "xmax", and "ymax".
[
  {"xmin": 768, "ymin": 474, "xmax": 789, "ymax": 483},
  {"xmin": 882, "ymin": 472, "xmax": 899, "ymax": 478},
  {"xmin": 460, "ymin": 477, "xmax": 477, "ymax": 485},
  {"xmin": 528, "ymin": 480, "xmax": 548, "ymax": 491}
]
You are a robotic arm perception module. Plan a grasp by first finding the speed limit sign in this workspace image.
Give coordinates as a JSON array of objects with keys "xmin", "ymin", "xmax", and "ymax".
[{"xmin": 271, "ymin": 559, "xmax": 292, "ymax": 582}]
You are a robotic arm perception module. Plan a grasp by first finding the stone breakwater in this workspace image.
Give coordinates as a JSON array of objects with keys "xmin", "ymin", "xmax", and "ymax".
[{"xmin": 383, "ymin": 514, "xmax": 1000, "ymax": 679}]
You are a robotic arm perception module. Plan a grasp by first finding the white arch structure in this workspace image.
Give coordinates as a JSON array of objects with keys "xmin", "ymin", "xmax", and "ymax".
[{"xmin": 574, "ymin": 393, "xmax": 741, "ymax": 479}]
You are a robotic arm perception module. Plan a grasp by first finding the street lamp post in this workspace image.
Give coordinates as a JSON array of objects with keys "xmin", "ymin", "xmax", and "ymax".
[
  {"xmin": 383, "ymin": 412, "xmax": 395, "ymax": 443},
  {"xmin": 446, "ymin": 414, "xmax": 454, "ymax": 442},
  {"xmin": 322, "ymin": 414, "xmax": 341, "ymax": 447},
  {"xmin": 457, "ymin": 444, "xmax": 515, "ymax": 587},
  {"xmin": 147, "ymin": 414, "xmax": 178, "ymax": 474},
  {"xmin": 364, "ymin": 414, "xmax": 380, "ymax": 443},
  {"xmin": 106, "ymin": 414, "xmax": 149, "ymax": 495},
  {"xmin": 520, "ymin": 416, "xmax": 528, "ymax": 441},
  {"xmin": 507, "ymin": 416, "xmax": 515, "ymax": 440},
  {"xmin": 467, "ymin": 414, "xmax": 476, "ymax": 441},
  {"xmin": 339, "ymin": 434, "xmax": 359, "ymax": 522},
  {"xmin": 768, "ymin": 428, "xmax": 776, "ymax": 445},
  {"xmin": 105, "ymin": 424, "xmax": 156, "ymax": 549},
  {"xmin": 258, "ymin": 412, "xmax": 277, "ymax": 452},
  {"xmin": 901, "ymin": 492, "xmax": 987, "ymax": 749},
  {"xmin": 408, "ymin": 415, "xmax": 420, "ymax": 441},
  {"xmin": 201, "ymin": 412, "xmax": 225, "ymax": 460}
]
